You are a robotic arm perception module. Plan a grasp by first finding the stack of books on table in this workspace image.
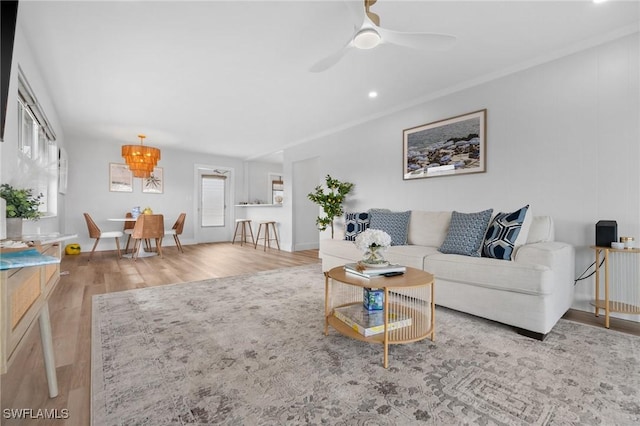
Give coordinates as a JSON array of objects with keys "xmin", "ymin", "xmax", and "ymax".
[
  {"xmin": 344, "ymin": 262, "xmax": 406, "ymax": 278},
  {"xmin": 333, "ymin": 304, "xmax": 412, "ymax": 337}
]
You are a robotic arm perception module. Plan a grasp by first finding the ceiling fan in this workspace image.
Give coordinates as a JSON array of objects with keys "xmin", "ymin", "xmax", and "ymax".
[{"xmin": 310, "ymin": 0, "xmax": 456, "ymax": 73}]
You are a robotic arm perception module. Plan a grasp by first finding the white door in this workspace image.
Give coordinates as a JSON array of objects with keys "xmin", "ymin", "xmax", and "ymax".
[{"xmin": 195, "ymin": 166, "xmax": 233, "ymax": 243}]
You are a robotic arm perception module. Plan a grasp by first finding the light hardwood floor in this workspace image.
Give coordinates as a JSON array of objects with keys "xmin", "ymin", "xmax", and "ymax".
[
  {"xmin": 1, "ymin": 242, "xmax": 320, "ymax": 426},
  {"xmin": 1, "ymin": 243, "xmax": 638, "ymax": 425}
]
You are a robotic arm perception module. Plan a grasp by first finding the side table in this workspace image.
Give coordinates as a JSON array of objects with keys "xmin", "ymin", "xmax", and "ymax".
[
  {"xmin": 591, "ymin": 246, "xmax": 640, "ymax": 328},
  {"xmin": 324, "ymin": 266, "xmax": 435, "ymax": 368}
]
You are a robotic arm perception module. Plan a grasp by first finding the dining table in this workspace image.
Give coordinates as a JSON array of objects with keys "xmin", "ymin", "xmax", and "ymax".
[{"xmin": 108, "ymin": 217, "xmax": 159, "ymax": 258}]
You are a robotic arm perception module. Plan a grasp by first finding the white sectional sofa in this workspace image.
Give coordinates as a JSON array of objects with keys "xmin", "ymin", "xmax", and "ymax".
[{"xmin": 320, "ymin": 210, "xmax": 575, "ymax": 340}]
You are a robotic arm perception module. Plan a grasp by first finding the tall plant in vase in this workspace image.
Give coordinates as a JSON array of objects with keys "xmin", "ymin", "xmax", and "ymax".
[{"xmin": 307, "ymin": 175, "xmax": 354, "ymax": 239}]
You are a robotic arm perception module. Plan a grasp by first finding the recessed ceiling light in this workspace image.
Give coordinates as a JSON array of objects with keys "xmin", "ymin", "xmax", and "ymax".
[
  {"xmin": 368, "ymin": 91, "xmax": 378, "ymax": 99},
  {"xmin": 593, "ymin": 0, "xmax": 608, "ymax": 3}
]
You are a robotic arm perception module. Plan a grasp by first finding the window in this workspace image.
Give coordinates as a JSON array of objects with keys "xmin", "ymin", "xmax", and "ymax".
[
  {"xmin": 201, "ymin": 174, "xmax": 226, "ymax": 227},
  {"xmin": 16, "ymin": 69, "xmax": 57, "ymax": 216}
]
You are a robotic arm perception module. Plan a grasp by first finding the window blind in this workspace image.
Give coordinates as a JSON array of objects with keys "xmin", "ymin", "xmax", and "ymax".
[
  {"xmin": 201, "ymin": 174, "xmax": 226, "ymax": 227},
  {"xmin": 18, "ymin": 67, "xmax": 56, "ymax": 141}
]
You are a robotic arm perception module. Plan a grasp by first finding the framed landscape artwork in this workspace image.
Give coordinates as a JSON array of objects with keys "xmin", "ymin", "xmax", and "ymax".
[
  {"xmin": 403, "ymin": 109, "xmax": 486, "ymax": 180},
  {"xmin": 142, "ymin": 167, "xmax": 163, "ymax": 194},
  {"xmin": 109, "ymin": 163, "xmax": 133, "ymax": 192}
]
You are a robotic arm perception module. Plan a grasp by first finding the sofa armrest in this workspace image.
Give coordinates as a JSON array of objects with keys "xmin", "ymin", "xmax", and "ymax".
[{"xmin": 515, "ymin": 241, "xmax": 575, "ymax": 274}]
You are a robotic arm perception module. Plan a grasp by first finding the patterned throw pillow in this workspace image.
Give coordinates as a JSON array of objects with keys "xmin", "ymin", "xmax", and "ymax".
[
  {"xmin": 439, "ymin": 209, "xmax": 493, "ymax": 257},
  {"xmin": 344, "ymin": 212, "xmax": 370, "ymax": 241},
  {"xmin": 368, "ymin": 210, "xmax": 411, "ymax": 246},
  {"xmin": 482, "ymin": 205, "xmax": 530, "ymax": 260}
]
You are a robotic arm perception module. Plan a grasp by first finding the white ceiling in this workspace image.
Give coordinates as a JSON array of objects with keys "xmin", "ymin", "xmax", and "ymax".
[{"xmin": 18, "ymin": 0, "xmax": 640, "ymax": 161}]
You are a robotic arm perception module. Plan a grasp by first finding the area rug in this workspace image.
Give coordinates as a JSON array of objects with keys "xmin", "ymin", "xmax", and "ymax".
[{"xmin": 92, "ymin": 264, "xmax": 640, "ymax": 425}]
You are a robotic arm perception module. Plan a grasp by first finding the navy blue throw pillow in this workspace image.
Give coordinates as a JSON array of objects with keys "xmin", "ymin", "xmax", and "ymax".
[{"xmin": 344, "ymin": 212, "xmax": 370, "ymax": 241}]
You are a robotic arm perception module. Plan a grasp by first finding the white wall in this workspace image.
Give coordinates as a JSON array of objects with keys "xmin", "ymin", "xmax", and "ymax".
[
  {"xmin": 64, "ymin": 137, "xmax": 245, "ymax": 251},
  {"xmin": 1, "ymin": 18, "xmax": 66, "ymax": 235},
  {"xmin": 286, "ymin": 33, "xmax": 640, "ymax": 319},
  {"xmin": 292, "ymin": 156, "xmax": 319, "ymax": 251},
  {"xmin": 244, "ymin": 160, "xmax": 282, "ymax": 204}
]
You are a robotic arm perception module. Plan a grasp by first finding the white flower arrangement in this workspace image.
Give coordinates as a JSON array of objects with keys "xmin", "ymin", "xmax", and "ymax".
[{"xmin": 355, "ymin": 229, "xmax": 392, "ymax": 251}]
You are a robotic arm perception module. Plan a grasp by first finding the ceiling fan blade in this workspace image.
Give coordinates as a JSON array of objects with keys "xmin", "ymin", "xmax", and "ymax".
[
  {"xmin": 309, "ymin": 42, "xmax": 352, "ymax": 73},
  {"xmin": 343, "ymin": 0, "xmax": 365, "ymax": 26},
  {"xmin": 378, "ymin": 27, "xmax": 456, "ymax": 51}
]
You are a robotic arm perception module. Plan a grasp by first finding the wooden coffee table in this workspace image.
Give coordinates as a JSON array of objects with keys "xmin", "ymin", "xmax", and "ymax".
[{"xmin": 324, "ymin": 266, "xmax": 435, "ymax": 368}]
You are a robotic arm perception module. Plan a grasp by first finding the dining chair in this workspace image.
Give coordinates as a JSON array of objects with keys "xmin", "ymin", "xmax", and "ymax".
[
  {"xmin": 83, "ymin": 213, "xmax": 123, "ymax": 261},
  {"xmin": 130, "ymin": 214, "xmax": 164, "ymax": 260},
  {"xmin": 165, "ymin": 213, "xmax": 186, "ymax": 253},
  {"xmin": 123, "ymin": 212, "xmax": 135, "ymax": 254}
]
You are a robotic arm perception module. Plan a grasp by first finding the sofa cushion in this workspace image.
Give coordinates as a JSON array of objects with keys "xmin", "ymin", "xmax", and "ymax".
[
  {"xmin": 344, "ymin": 212, "xmax": 370, "ymax": 241},
  {"xmin": 369, "ymin": 210, "xmax": 411, "ymax": 246},
  {"xmin": 439, "ymin": 209, "xmax": 493, "ymax": 257},
  {"xmin": 407, "ymin": 211, "xmax": 452, "ymax": 247},
  {"xmin": 320, "ymin": 238, "xmax": 362, "ymax": 261},
  {"xmin": 319, "ymin": 239, "xmax": 438, "ymax": 271},
  {"xmin": 425, "ymin": 252, "xmax": 552, "ymax": 296},
  {"xmin": 385, "ymin": 245, "xmax": 440, "ymax": 270},
  {"xmin": 482, "ymin": 205, "xmax": 529, "ymax": 260}
]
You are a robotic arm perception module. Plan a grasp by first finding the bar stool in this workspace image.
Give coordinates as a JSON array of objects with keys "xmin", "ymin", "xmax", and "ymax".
[
  {"xmin": 232, "ymin": 219, "xmax": 255, "ymax": 246},
  {"xmin": 254, "ymin": 221, "xmax": 280, "ymax": 251}
]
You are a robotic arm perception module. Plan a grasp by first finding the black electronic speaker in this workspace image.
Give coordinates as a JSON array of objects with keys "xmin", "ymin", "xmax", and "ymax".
[{"xmin": 596, "ymin": 220, "xmax": 617, "ymax": 247}]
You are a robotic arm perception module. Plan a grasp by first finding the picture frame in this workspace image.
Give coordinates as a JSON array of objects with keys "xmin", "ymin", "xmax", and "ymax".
[
  {"xmin": 403, "ymin": 109, "xmax": 486, "ymax": 180},
  {"xmin": 142, "ymin": 167, "xmax": 163, "ymax": 194},
  {"xmin": 109, "ymin": 163, "xmax": 133, "ymax": 192}
]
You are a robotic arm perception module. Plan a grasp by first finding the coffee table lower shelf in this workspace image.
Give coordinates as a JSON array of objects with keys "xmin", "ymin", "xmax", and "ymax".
[
  {"xmin": 327, "ymin": 312, "xmax": 434, "ymax": 345},
  {"xmin": 324, "ymin": 266, "xmax": 435, "ymax": 368}
]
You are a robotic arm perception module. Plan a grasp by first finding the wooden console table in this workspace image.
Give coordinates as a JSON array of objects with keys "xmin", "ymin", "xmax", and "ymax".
[
  {"xmin": 591, "ymin": 246, "xmax": 640, "ymax": 328},
  {"xmin": 1, "ymin": 233, "xmax": 76, "ymax": 398},
  {"xmin": 324, "ymin": 266, "xmax": 435, "ymax": 368}
]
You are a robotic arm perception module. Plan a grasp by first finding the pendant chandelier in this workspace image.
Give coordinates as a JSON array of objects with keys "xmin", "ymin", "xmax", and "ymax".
[{"xmin": 121, "ymin": 134, "xmax": 161, "ymax": 178}]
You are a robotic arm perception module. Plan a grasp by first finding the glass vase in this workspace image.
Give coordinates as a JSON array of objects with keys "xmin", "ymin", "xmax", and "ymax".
[{"xmin": 362, "ymin": 245, "xmax": 387, "ymax": 266}]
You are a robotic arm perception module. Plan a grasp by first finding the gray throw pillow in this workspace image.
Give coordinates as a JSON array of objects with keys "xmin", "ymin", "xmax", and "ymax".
[
  {"xmin": 368, "ymin": 210, "xmax": 411, "ymax": 246},
  {"xmin": 439, "ymin": 209, "xmax": 494, "ymax": 256}
]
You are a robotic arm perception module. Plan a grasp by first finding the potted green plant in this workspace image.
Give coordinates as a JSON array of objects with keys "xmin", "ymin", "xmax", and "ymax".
[
  {"xmin": 0, "ymin": 183, "xmax": 43, "ymax": 238},
  {"xmin": 307, "ymin": 175, "xmax": 354, "ymax": 239}
]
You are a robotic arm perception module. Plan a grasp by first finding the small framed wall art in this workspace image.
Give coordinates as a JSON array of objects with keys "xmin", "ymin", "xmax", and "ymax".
[
  {"xmin": 142, "ymin": 167, "xmax": 163, "ymax": 194},
  {"xmin": 109, "ymin": 163, "xmax": 133, "ymax": 192},
  {"xmin": 403, "ymin": 109, "xmax": 486, "ymax": 180}
]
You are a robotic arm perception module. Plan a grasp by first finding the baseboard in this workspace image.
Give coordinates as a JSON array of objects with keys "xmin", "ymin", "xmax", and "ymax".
[
  {"xmin": 563, "ymin": 308, "xmax": 640, "ymax": 336},
  {"xmin": 294, "ymin": 242, "xmax": 319, "ymax": 251}
]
